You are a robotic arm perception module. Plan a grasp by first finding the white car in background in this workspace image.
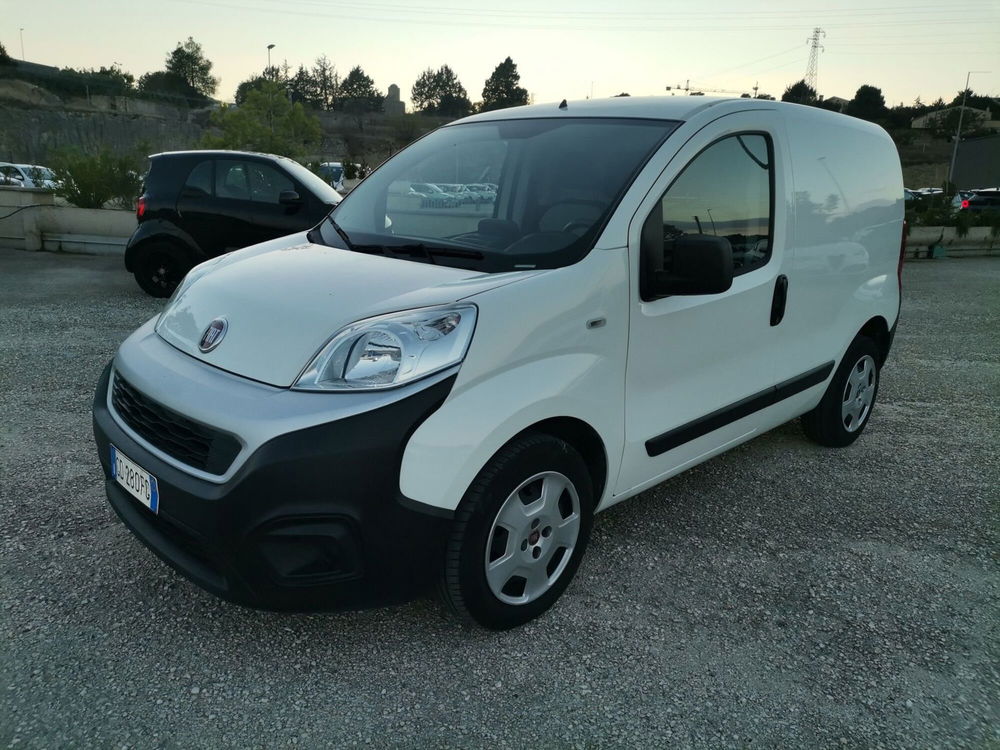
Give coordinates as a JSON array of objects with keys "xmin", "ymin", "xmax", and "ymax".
[{"xmin": 0, "ymin": 163, "xmax": 59, "ymax": 189}]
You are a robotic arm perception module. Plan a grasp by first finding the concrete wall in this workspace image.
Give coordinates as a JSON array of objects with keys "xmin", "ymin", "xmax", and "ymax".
[
  {"xmin": 0, "ymin": 186, "xmax": 135, "ymax": 254},
  {"xmin": 0, "ymin": 104, "xmax": 205, "ymax": 164},
  {"xmin": 906, "ymin": 225, "xmax": 999, "ymax": 258}
]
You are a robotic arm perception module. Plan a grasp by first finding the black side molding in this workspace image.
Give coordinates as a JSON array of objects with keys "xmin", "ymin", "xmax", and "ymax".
[{"xmin": 645, "ymin": 361, "xmax": 835, "ymax": 457}]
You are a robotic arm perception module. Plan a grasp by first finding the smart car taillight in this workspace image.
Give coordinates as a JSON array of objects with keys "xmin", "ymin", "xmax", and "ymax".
[
  {"xmin": 136, "ymin": 196, "xmax": 147, "ymax": 219},
  {"xmin": 961, "ymin": 199, "xmax": 969, "ymax": 209}
]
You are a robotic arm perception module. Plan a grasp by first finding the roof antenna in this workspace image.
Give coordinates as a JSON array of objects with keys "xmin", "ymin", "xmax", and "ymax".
[{"xmin": 558, "ymin": 99, "xmax": 568, "ymax": 110}]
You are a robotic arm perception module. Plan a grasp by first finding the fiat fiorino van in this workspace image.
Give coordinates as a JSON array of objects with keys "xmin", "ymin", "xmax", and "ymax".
[{"xmin": 93, "ymin": 97, "xmax": 905, "ymax": 629}]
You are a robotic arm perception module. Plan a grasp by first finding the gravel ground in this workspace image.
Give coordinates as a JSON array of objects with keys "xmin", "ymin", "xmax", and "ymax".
[{"xmin": 1, "ymin": 248, "xmax": 997, "ymax": 748}]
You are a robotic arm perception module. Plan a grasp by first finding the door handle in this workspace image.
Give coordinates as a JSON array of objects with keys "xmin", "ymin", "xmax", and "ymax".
[{"xmin": 770, "ymin": 274, "xmax": 788, "ymax": 327}]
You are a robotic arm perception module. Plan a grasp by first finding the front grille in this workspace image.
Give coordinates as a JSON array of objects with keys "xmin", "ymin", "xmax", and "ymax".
[{"xmin": 111, "ymin": 373, "xmax": 241, "ymax": 474}]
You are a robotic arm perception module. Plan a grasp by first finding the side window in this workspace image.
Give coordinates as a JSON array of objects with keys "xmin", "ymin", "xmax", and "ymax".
[
  {"xmin": 247, "ymin": 163, "xmax": 294, "ymax": 203},
  {"xmin": 182, "ymin": 161, "xmax": 213, "ymax": 198},
  {"xmin": 643, "ymin": 134, "xmax": 773, "ymax": 296},
  {"xmin": 215, "ymin": 160, "xmax": 250, "ymax": 200}
]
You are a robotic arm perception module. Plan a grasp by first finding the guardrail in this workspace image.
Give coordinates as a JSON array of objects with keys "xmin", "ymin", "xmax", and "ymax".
[{"xmin": 905, "ymin": 226, "xmax": 999, "ymax": 259}]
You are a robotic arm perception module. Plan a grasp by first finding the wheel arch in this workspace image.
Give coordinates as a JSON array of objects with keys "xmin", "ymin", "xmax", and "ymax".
[
  {"xmin": 858, "ymin": 315, "xmax": 891, "ymax": 365},
  {"xmin": 509, "ymin": 417, "xmax": 608, "ymax": 507},
  {"xmin": 124, "ymin": 221, "xmax": 202, "ymax": 271}
]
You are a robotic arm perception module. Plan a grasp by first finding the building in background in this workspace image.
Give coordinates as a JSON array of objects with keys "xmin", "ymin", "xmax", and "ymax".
[{"xmin": 383, "ymin": 84, "xmax": 405, "ymax": 116}]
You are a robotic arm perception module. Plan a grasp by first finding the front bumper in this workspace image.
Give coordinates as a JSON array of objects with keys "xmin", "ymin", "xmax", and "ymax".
[{"xmin": 93, "ymin": 363, "xmax": 456, "ymax": 612}]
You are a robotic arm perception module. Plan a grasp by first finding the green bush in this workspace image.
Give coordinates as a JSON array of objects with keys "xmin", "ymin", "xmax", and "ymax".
[{"xmin": 50, "ymin": 148, "xmax": 144, "ymax": 209}]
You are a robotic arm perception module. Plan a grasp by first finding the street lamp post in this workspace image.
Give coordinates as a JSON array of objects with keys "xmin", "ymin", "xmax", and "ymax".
[
  {"xmin": 948, "ymin": 70, "xmax": 991, "ymax": 190},
  {"xmin": 19, "ymin": 28, "xmax": 25, "ymax": 60},
  {"xmin": 266, "ymin": 44, "xmax": 276, "ymax": 133}
]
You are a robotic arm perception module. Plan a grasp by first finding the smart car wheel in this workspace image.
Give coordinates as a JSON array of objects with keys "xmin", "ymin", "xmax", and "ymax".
[
  {"xmin": 133, "ymin": 242, "xmax": 191, "ymax": 298},
  {"xmin": 802, "ymin": 335, "xmax": 881, "ymax": 447},
  {"xmin": 440, "ymin": 433, "xmax": 594, "ymax": 630}
]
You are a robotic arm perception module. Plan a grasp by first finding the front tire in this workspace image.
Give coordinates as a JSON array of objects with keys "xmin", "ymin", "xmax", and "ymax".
[
  {"xmin": 440, "ymin": 433, "xmax": 594, "ymax": 630},
  {"xmin": 802, "ymin": 335, "xmax": 881, "ymax": 447},
  {"xmin": 132, "ymin": 242, "xmax": 191, "ymax": 297}
]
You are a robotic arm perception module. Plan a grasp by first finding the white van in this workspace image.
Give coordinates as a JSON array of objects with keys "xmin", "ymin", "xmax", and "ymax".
[{"xmin": 93, "ymin": 97, "xmax": 905, "ymax": 629}]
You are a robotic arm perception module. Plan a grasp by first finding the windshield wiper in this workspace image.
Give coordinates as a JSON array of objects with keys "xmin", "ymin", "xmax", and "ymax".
[
  {"xmin": 352, "ymin": 243, "xmax": 486, "ymax": 264},
  {"xmin": 326, "ymin": 215, "xmax": 355, "ymax": 251},
  {"xmin": 347, "ymin": 242, "xmax": 436, "ymax": 264}
]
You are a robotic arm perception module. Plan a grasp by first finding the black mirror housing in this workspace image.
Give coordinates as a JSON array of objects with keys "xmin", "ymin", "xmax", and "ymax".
[
  {"xmin": 279, "ymin": 190, "xmax": 302, "ymax": 205},
  {"xmin": 641, "ymin": 224, "xmax": 734, "ymax": 299}
]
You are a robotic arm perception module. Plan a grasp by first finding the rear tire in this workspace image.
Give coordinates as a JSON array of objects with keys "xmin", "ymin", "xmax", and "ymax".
[
  {"xmin": 440, "ymin": 433, "xmax": 594, "ymax": 630},
  {"xmin": 802, "ymin": 335, "xmax": 881, "ymax": 447},
  {"xmin": 132, "ymin": 242, "xmax": 191, "ymax": 297}
]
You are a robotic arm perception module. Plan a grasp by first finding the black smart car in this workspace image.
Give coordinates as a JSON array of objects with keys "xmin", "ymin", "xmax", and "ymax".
[{"xmin": 126, "ymin": 150, "xmax": 341, "ymax": 296}]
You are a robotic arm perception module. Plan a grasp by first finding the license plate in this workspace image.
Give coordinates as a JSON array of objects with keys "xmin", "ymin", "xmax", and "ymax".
[{"xmin": 110, "ymin": 445, "xmax": 159, "ymax": 513}]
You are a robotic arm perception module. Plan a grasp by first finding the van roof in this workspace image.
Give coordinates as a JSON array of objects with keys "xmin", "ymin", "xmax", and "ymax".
[{"xmin": 455, "ymin": 96, "xmax": 761, "ymax": 125}]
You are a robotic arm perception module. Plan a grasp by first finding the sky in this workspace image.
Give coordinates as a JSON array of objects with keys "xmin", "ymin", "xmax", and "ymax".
[{"xmin": 3, "ymin": 0, "xmax": 998, "ymax": 109}]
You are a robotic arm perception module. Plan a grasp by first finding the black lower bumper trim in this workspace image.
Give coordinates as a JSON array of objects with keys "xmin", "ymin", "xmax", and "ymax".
[{"xmin": 93, "ymin": 363, "xmax": 457, "ymax": 612}]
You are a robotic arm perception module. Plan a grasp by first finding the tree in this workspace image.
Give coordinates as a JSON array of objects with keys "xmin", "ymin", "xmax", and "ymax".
[
  {"xmin": 948, "ymin": 89, "xmax": 996, "ymax": 112},
  {"xmin": 614, "ymin": 92, "xmax": 631, "ymax": 97},
  {"xmin": 203, "ymin": 79, "xmax": 321, "ymax": 158},
  {"xmin": 165, "ymin": 37, "xmax": 218, "ymax": 98},
  {"xmin": 411, "ymin": 65, "xmax": 471, "ymax": 116},
  {"xmin": 0, "ymin": 43, "xmax": 12, "ymax": 66},
  {"xmin": 235, "ymin": 75, "xmax": 268, "ymax": 106},
  {"xmin": 288, "ymin": 64, "xmax": 320, "ymax": 107},
  {"xmin": 781, "ymin": 79, "xmax": 817, "ymax": 105},
  {"xmin": 481, "ymin": 57, "xmax": 529, "ymax": 112},
  {"xmin": 312, "ymin": 55, "xmax": 338, "ymax": 110},
  {"xmin": 137, "ymin": 70, "xmax": 202, "ymax": 105},
  {"xmin": 929, "ymin": 107, "xmax": 989, "ymax": 140},
  {"xmin": 95, "ymin": 65, "xmax": 135, "ymax": 93},
  {"xmin": 338, "ymin": 65, "xmax": 382, "ymax": 112},
  {"xmin": 845, "ymin": 84, "xmax": 887, "ymax": 122}
]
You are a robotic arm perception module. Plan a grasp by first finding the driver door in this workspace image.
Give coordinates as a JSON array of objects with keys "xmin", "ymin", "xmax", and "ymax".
[{"xmin": 616, "ymin": 111, "xmax": 790, "ymax": 495}]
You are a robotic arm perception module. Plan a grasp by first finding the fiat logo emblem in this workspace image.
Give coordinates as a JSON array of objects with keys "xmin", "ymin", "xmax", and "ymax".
[{"xmin": 198, "ymin": 317, "xmax": 228, "ymax": 353}]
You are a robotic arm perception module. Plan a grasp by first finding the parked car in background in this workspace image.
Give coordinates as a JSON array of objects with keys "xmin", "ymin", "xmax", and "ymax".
[
  {"xmin": 436, "ymin": 183, "xmax": 479, "ymax": 204},
  {"xmin": 0, "ymin": 163, "xmax": 59, "ymax": 189},
  {"xmin": 317, "ymin": 162, "xmax": 345, "ymax": 191},
  {"xmin": 409, "ymin": 182, "xmax": 459, "ymax": 208},
  {"xmin": 466, "ymin": 183, "xmax": 497, "ymax": 202},
  {"xmin": 953, "ymin": 189, "xmax": 1000, "ymax": 213},
  {"xmin": 125, "ymin": 150, "xmax": 341, "ymax": 296}
]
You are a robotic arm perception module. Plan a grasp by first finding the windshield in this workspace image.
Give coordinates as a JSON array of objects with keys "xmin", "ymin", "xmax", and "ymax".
[
  {"xmin": 318, "ymin": 117, "xmax": 677, "ymax": 271},
  {"xmin": 282, "ymin": 159, "xmax": 342, "ymax": 204},
  {"xmin": 20, "ymin": 166, "xmax": 55, "ymax": 181}
]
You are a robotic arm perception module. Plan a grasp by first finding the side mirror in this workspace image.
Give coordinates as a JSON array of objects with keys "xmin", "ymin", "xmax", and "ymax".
[
  {"xmin": 641, "ymin": 211, "xmax": 734, "ymax": 298},
  {"xmin": 279, "ymin": 190, "xmax": 303, "ymax": 205}
]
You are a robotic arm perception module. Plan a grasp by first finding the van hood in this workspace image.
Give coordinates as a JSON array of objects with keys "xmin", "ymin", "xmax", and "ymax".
[{"xmin": 155, "ymin": 238, "xmax": 537, "ymax": 387}]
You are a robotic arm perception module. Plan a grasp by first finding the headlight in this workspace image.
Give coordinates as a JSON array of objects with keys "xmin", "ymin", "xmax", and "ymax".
[{"xmin": 293, "ymin": 304, "xmax": 477, "ymax": 391}]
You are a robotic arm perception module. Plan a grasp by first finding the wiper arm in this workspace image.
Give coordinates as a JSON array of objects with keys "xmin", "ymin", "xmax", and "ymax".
[
  {"xmin": 422, "ymin": 245, "xmax": 484, "ymax": 260},
  {"xmin": 348, "ymin": 243, "xmax": 436, "ymax": 264},
  {"xmin": 325, "ymin": 215, "xmax": 355, "ymax": 251},
  {"xmin": 385, "ymin": 243, "xmax": 486, "ymax": 263}
]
